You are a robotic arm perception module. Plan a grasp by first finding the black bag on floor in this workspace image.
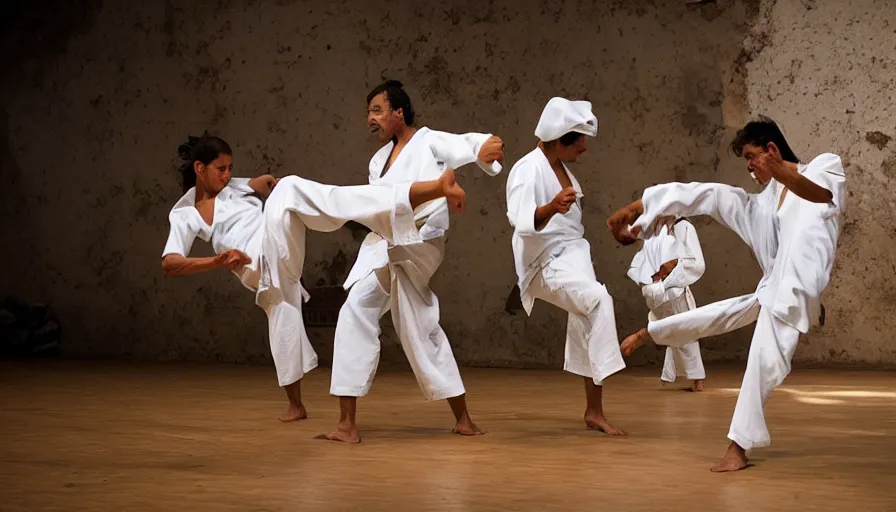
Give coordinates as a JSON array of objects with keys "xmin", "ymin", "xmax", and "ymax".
[{"xmin": 0, "ymin": 296, "xmax": 61, "ymax": 358}]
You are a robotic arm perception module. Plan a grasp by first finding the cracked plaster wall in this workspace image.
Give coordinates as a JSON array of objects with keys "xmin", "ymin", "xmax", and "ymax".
[{"xmin": 1, "ymin": 0, "xmax": 892, "ymax": 370}]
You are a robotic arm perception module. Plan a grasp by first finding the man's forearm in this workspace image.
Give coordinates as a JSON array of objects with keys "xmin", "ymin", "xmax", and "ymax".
[
  {"xmin": 409, "ymin": 178, "xmax": 458, "ymax": 209},
  {"xmin": 782, "ymin": 171, "xmax": 833, "ymax": 203},
  {"xmin": 162, "ymin": 255, "xmax": 219, "ymax": 277}
]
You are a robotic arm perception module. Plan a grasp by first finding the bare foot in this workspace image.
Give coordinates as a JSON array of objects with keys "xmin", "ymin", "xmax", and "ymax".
[
  {"xmin": 585, "ymin": 412, "xmax": 628, "ymax": 436},
  {"xmin": 710, "ymin": 442, "xmax": 749, "ymax": 472},
  {"xmin": 452, "ymin": 417, "xmax": 485, "ymax": 436},
  {"xmin": 278, "ymin": 404, "xmax": 307, "ymax": 422},
  {"xmin": 316, "ymin": 422, "xmax": 361, "ymax": 444},
  {"xmin": 621, "ymin": 328, "xmax": 649, "ymax": 356},
  {"xmin": 693, "ymin": 379, "xmax": 704, "ymax": 392}
]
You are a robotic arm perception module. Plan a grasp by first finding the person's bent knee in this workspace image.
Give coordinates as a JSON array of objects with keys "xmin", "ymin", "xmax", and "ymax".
[
  {"xmin": 592, "ymin": 284, "xmax": 612, "ymax": 305},
  {"xmin": 576, "ymin": 283, "xmax": 612, "ymax": 317}
]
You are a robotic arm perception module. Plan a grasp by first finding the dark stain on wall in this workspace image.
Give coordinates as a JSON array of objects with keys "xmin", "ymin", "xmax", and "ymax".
[{"xmin": 865, "ymin": 131, "xmax": 892, "ymax": 150}]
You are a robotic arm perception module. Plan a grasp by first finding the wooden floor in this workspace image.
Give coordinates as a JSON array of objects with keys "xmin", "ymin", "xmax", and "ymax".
[{"xmin": 0, "ymin": 360, "xmax": 894, "ymax": 511}]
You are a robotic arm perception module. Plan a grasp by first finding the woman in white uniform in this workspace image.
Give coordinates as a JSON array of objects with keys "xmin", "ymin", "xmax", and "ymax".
[{"xmin": 161, "ymin": 135, "xmax": 469, "ymax": 422}]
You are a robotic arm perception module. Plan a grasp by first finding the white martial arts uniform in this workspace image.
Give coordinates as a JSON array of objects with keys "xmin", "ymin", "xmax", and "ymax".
[
  {"xmin": 506, "ymin": 145, "xmax": 625, "ymax": 385},
  {"xmin": 627, "ymin": 220, "xmax": 706, "ymax": 383},
  {"xmin": 163, "ymin": 176, "xmax": 421, "ymax": 388},
  {"xmin": 330, "ymin": 127, "xmax": 501, "ymax": 400},
  {"xmin": 631, "ymin": 153, "xmax": 846, "ymax": 450}
]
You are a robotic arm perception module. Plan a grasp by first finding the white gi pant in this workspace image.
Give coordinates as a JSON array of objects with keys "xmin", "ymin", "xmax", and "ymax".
[
  {"xmin": 526, "ymin": 243, "xmax": 626, "ymax": 385},
  {"xmin": 648, "ymin": 294, "xmax": 800, "ymax": 450},
  {"xmin": 330, "ymin": 237, "xmax": 466, "ymax": 401},
  {"xmin": 256, "ymin": 176, "xmax": 418, "ymax": 388},
  {"xmin": 647, "ymin": 288, "xmax": 706, "ymax": 382}
]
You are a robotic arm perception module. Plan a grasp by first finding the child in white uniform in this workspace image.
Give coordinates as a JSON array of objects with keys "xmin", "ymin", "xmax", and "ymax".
[{"xmin": 626, "ymin": 219, "xmax": 707, "ymax": 391}]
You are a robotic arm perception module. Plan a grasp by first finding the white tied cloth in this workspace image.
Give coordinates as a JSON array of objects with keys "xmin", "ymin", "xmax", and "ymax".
[{"xmin": 534, "ymin": 97, "xmax": 598, "ymax": 142}]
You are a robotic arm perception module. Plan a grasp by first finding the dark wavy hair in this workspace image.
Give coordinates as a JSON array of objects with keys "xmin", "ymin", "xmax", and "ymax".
[
  {"xmin": 730, "ymin": 115, "xmax": 800, "ymax": 164},
  {"xmin": 366, "ymin": 80, "xmax": 415, "ymax": 126},
  {"xmin": 559, "ymin": 132, "xmax": 584, "ymax": 146},
  {"xmin": 176, "ymin": 134, "xmax": 232, "ymax": 192}
]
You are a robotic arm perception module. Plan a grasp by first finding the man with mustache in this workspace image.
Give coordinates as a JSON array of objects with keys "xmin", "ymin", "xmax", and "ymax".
[{"xmin": 321, "ymin": 80, "xmax": 505, "ymax": 443}]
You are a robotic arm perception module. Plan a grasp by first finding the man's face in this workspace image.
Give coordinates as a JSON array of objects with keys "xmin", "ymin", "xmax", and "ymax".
[
  {"xmin": 367, "ymin": 92, "xmax": 404, "ymax": 142},
  {"xmin": 742, "ymin": 143, "xmax": 772, "ymax": 185},
  {"xmin": 557, "ymin": 134, "xmax": 588, "ymax": 162}
]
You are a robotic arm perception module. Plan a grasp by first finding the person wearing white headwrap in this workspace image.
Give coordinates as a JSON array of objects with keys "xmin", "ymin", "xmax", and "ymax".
[
  {"xmin": 505, "ymin": 97, "xmax": 627, "ymax": 436},
  {"xmin": 626, "ymin": 218, "xmax": 707, "ymax": 391},
  {"xmin": 607, "ymin": 116, "xmax": 846, "ymax": 472}
]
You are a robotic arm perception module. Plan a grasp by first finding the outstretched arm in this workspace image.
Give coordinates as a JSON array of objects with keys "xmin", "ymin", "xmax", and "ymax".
[
  {"xmin": 606, "ymin": 199, "xmax": 644, "ymax": 245},
  {"xmin": 409, "ymin": 169, "xmax": 466, "ymax": 212},
  {"xmin": 608, "ymin": 183, "xmax": 754, "ymax": 249},
  {"xmin": 161, "ymin": 250, "xmax": 251, "ymax": 277},
  {"xmin": 427, "ymin": 130, "xmax": 505, "ymax": 176}
]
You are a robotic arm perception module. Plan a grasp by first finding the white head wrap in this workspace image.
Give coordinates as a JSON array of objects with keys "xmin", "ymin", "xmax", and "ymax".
[{"xmin": 534, "ymin": 97, "xmax": 598, "ymax": 142}]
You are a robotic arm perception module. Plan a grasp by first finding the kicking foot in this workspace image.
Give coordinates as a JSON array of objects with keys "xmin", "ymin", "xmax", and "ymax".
[
  {"xmin": 693, "ymin": 380, "xmax": 704, "ymax": 392},
  {"xmin": 452, "ymin": 418, "xmax": 485, "ymax": 436},
  {"xmin": 584, "ymin": 412, "xmax": 628, "ymax": 436},
  {"xmin": 710, "ymin": 442, "xmax": 749, "ymax": 472},
  {"xmin": 278, "ymin": 404, "xmax": 307, "ymax": 422},
  {"xmin": 621, "ymin": 328, "xmax": 649, "ymax": 356},
  {"xmin": 315, "ymin": 423, "xmax": 361, "ymax": 444}
]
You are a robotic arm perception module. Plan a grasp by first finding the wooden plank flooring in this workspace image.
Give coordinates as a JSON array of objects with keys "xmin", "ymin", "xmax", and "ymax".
[{"xmin": 0, "ymin": 360, "xmax": 894, "ymax": 511}]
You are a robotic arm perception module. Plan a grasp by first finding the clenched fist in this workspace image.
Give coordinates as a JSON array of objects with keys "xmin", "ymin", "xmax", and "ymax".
[
  {"xmin": 215, "ymin": 249, "xmax": 252, "ymax": 270},
  {"xmin": 551, "ymin": 187, "xmax": 577, "ymax": 214},
  {"xmin": 478, "ymin": 135, "xmax": 505, "ymax": 166}
]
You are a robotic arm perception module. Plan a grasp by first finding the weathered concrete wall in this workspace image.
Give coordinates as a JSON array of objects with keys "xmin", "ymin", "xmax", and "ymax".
[
  {"xmin": 1, "ymin": 0, "xmax": 891, "ymax": 370},
  {"xmin": 741, "ymin": 0, "xmax": 896, "ymax": 366}
]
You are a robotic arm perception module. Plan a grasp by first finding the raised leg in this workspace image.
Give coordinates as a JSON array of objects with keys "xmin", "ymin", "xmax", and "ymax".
[{"xmin": 530, "ymin": 250, "xmax": 626, "ymax": 435}]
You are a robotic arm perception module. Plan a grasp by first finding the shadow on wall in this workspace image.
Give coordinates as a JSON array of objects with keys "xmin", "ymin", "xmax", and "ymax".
[
  {"xmin": 0, "ymin": 0, "xmax": 103, "ymax": 79},
  {"xmin": 0, "ymin": 1, "xmax": 104, "ymax": 291}
]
